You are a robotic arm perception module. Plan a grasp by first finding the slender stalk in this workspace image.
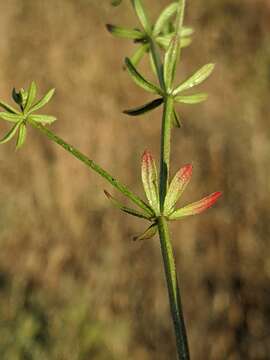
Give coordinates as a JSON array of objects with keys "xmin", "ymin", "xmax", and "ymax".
[
  {"xmin": 157, "ymin": 216, "xmax": 190, "ymax": 360},
  {"xmin": 147, "ymin": 15, "xmax": 190, "ymax": 357},
  {"xmin": 159, "ymin": 95, "xmax": 174, "ymax": 211},
  {"xmin": 30, "ymin": 121, "xmax": 154, "ymax": 217}
]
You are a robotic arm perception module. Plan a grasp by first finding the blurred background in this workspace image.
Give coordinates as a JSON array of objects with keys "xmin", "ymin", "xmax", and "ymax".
[{"xmin": 0, "ymin": 0, "xmax": 270, "ymax": 359}]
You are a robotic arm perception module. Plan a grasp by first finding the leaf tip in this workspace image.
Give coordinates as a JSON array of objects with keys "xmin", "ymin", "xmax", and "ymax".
[
  {"xmin": 196, "ymin": 191, "xmax": 222, "ymax": 214},
  {"xmin": 178, "ymin": 163, "xmax": 193, "ymax": 180}
]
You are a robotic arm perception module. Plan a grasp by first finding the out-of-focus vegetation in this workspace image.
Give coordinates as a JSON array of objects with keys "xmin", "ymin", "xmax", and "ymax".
[{"xmin": 0, "ymin": 0, "xmax": 270, "ymax": 359}]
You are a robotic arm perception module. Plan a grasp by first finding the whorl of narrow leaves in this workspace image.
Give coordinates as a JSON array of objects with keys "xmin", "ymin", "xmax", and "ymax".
[
  {"xmin": 0, "ymin": 82, "xmax": 56, "ymax": 149},
  {"xmin": 164, "ymin": 164, "xmax": 192, "ymax": 215},
  {"xmin": 169, "ymin": 192, "xmax": 222, "ymax": 220},
  {"xmin": 141, "ymin": 150, "xmax": 160, "ymax": 215}
]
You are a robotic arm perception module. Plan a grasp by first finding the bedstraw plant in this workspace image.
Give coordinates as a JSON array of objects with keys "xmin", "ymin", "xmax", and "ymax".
[{"xmin": 0, "ymin": 1, "xmax": 221, "ymax": 358}]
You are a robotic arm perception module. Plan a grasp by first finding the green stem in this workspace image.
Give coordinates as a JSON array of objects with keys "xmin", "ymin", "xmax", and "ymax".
[
  {"xmin": 149, "ymin": 39, "xmax": 165, "ymax": 90},
  {"xmin": 159, "ymin": 95, "xmax": 174, "ymax": 211},
  {"xmin": 157, "ymin": 216, "xmax": 190, "ymax": 360},
  {"xmin": 30, "ymin": 121, "xmax": 154, "ymax": 217}
]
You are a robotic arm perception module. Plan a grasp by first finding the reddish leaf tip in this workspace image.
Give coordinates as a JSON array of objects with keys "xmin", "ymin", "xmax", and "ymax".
[
  {"xmin": 198, "ymin": 191, "xmax": 222, "ymax": 213},
  {"xmin": 178, "ymin": 163, "xmax": 193, "ymax": 180}
]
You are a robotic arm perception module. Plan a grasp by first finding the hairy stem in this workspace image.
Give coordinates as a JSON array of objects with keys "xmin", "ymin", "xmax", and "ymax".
[
  {"xmin": 157, "ymin": 216, "xmax": 190, "ymax": 360},
  {"xmin": 30, "ymin": 121, "xmax": 154, "ymax": 216}
]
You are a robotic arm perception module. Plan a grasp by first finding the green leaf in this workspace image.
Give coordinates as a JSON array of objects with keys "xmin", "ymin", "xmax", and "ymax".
[
  {"xmin": 24, "ymin": 81, "xmax": 37, "ymax": 112},
  {"xmin": 163, "ymin": 36, "xmax": 179, "ymax": 90},
  {"xmin": 141, "ymin": 150, "xmax": 160, "ymax": 215},
  {"xmin": 0, "ymin": 112, "xmax": 23, "ymax": 123},
  {"xmin": 132, "ymin": 0, "xmax": 151, "ymax": 33},
  {"xmin": 133, "ymin": 223, "xmax": 158, "ymax": 241},
  {"xmin": 0, "ymin": 122, "xmax": 20, "ymax": 144},
  {"xmin": 164, "ymin": 164, "xmax": 193, "ymax": 215},
  {"xmin": 173, "ymin": 63, "xmax": 215, "ymax": 95},
  {"xmin": 172, "ymin": 109, "xmax": 182, "ymax": 128},
  {"xmin": 174, "ymin": 93, "xmax": 208, "ymax": 104},
  {"xmin": 28, "ymin": 114, "xmax": 57, "ymax": 124},
  {"xmin": 28, "ymin": 88, "xmax": 55, "ymax": 114},
  {"xmin": 163, "ymin": 0, "xmax": 186, "ymax": 90},
  {"xmin": 106, "ymin": 24, "xmax": 143, "ymax": 40},
  {"xmin": 130, "ymin": 44, "xmax": 149, "ymax": 66},
  {"xmin": 156, "ymin": 34, "xmax": 192, "ymax": 50},
  {"xmin": 16, "ymin": 123, "xmax": 27, "ymax": 149},
  {"xmin": 125, "ymin": 58, "xmax": 162, "ymax": 95},
  {"xmin": 181, "ymin": 26, "xmax": 194, "ymax": 37},
  {"xmin": 153, "ymin": 2, "xmax": 178, "ymax": 37},
  {"xmin": 123, "ymin": 98, "xmax": 163, "ymax": 116},
  {"xmin": 104, "ymin": 190, "xmax": 151, "ymax": 220},
  {"xmin": 0, "ymin": 100, "xmax": 20, "ymax": 114},
  {"xmin": 149, "ymin": 51, "xmax": 158, "ymax": 78}
]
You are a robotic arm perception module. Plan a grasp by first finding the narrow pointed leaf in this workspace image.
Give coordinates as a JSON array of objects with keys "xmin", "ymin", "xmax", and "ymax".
[
  {"xmin": 132, "ymin": 0, "xmax": 151, "ymax": 33},
  {"xmin": 153, "ymin": 2, "xmax": 178, "ymax": 37},
  {"xmin": 141, "ymin": 150, "xmax": 160, "ymax": 215},
  {"xmin": 28, "ymin": 114, "xmax": 57, "ymax": 124},
  {"xmin": 169, "ymin": 191, "xmax": 222, "ymax": 220},
  {"xmin": 104, "ymin": 190, "xmax": 151, "ymax": 220},
  {"xmin": 0, "ymin": 101, "xmax": 20, "ymax": 114},
  {"xmin": 163, "ymin": 0, "xmax": 186, "ymax": 90},
  {"xmin": 16, "ymin": 124, "xmax": 27, "ymax": 149},
  {"xmin": 173, "ymin": 63, "xmax": 215, "ymax": 95},
  {"xmin": 174, "ymin": 93, "xmax": 208, "ymax": 104},
  {"xmin": 24, "ymin": 81, "xmax": 37, "ymax": 112},
  {"xmin": 163, "ymin": 36, "xmax": 179, "ymax": 90},
  {"xmin": 156, "ymin": 34, "xmax": 192, "ymax": 50},
  {"xmin": 149, "ymin": 51, "xmax": 158, "ymax": 78},
  {"xmin": 0, "ymin": 112, "xmax": 23, "ymax": 123},
  {"xmin": 28, "ymin": 88, "xmax": 55, "ymax": 114},
  {"xmin": 123, "ymin": 98, "xmax": 163, "ymax": 116},
  {"xmin": 130, "ymin": 44, "xmax": 149, "ymax": 66},
  {"xmin": 172, "ymin": 109, "xmax": 182, "ymax": 128},
  {"xmin": 133, "ymin": 223, "xmax": 157, "ymax": 241},
  {"xmin": 125, "ymin": 58, "xmax": 162, "ymax": 95},
  {"xmin": 0, "ymin": 122, "xmax": 20, "ymax": 144},
  {"xmin": 106, "ymin": 24, "xmax": 143, "ymax": 40},
  {"xmin": 164, "ymin": 164, "xmax": 193, "ymax": 215}
]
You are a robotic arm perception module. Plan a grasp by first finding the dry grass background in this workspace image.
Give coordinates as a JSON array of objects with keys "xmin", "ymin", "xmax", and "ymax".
[{"xmin": 0, "ymin": 0, "xmax": 270, "ymax": 359}]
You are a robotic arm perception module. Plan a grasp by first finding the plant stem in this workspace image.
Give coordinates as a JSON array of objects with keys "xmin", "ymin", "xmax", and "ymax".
[
  {"xmin": 157, "ymin": 216, "xmax": 190, "ymax": 360},
  {"xmin": 159, "ymin": 95, "xmax": 174, "ymax": 211},
  {"xmin": 30, "ymin": 121, "xmax": 154, "ymax": 217}
]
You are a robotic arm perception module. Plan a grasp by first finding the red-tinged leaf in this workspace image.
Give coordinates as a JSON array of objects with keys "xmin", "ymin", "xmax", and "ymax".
[
  {"xmin": 133, "ymin": 223, "xmax": 157, "ymax": 241},
  {"xmin": 169, "ymin": 191, "xmax": 222, "ymax": 220},
  {"xmin": 164, "ymin": 164, "xmax": 192, "ymax": 215},
  {"xmin": 141, "ymin": 150, "xmax": 160, "ymax": 215}
]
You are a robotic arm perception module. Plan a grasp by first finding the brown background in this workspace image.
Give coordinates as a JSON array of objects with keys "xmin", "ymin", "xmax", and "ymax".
[{"xmin": 0, "ymin": 0, "xmax": 270, "ymax": 359}]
